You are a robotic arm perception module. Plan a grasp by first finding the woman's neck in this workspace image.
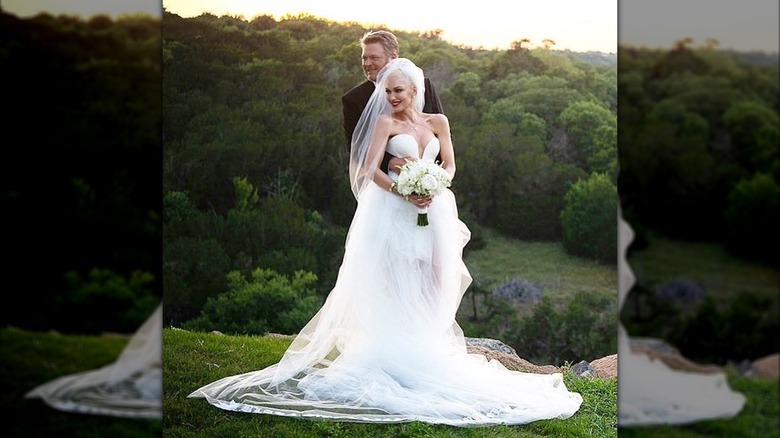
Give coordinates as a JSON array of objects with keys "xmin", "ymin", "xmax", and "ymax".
[{"xmin": 393, "ymin": 109, "xmax": 419, "ymax": 123}]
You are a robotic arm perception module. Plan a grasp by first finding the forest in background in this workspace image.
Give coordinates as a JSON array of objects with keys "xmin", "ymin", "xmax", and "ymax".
[
  {"xmin": 160, "ymin": 11, "xmax": 621, "ymax": 366},
  {"xmin": 1, "ymin": 7, "xmax": 775, "ymax": 366},
  {"xmin": 1, "ymin": 10, "xmax": 162, "ymax": 333},
  {"xmin": 618, "ymin": 41, "xmax": 779, "ymax": 364}
]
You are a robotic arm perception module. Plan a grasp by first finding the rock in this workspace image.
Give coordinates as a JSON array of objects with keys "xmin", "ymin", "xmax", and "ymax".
[
  {"xmin": 464, "ymin": 337, "xmax": 518, "ymax": 356},
  {"xmin": 265, "ymin": 332, "xmax": 295, "ymax": 339},
  {"xmin": 629, "ymin": 336, "xmax": 722, "ymax": 374},
  {"xmin": 465, "ymin": 337, "xmax": 559, "ymax": 374},
  {"xmin": 737, "ymin": 359, "xmax": 755, "ymax": 377},
  {"xmin": 571, "ymin": 360, "xmax": 596, "ymax": 377},
  {"xmin": 752, "ymin": 353, "xmax": 779, "ymax": 380},
  {"xmin": 466, "ymin": 345, "xmax": 560, "ymax": 374},
  {"xmin": 465, "ymin": 337, "xmax": 618, "ymax": 379},
  {"xmin": 590, "ymin": 354, "xmax": 618, "ymax": 379}
]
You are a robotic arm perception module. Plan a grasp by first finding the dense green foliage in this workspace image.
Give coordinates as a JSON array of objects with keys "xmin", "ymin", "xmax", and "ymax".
[
  {"xmin": 624, "ymin": 287, "xmax": 779, "ymax": 365},
  {"xmin": 621, "ymin": 228, "xmax": 779, "ymax": 364},
  {"xmin": 618, "ymin": 43, "xmax": 779, "ymax": 365},
  {"xmin": 161, "ymin": 11, "xmax": 618, "ymax": 328},
  {"xmin": 1, "ymin": 11, "xmax": 162, "ymax": 333},
  {"xmin": 181, "ymin": 268, "xmax": 322, "ymax": 335},
  {"xmin": 618, "ymin": 44, "xmax": 779, "ymax": 264},
  {"xmin": 515, "ymin": 292, "xmax": 617, "ymax": 365},
  {"xmin": 560, "ymin": 173, "xmax": 618, "ymax": 264}
]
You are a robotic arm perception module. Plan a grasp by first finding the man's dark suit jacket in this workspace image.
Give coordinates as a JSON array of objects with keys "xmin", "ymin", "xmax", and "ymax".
[{"xmin": 342, "ymin": 77, "xmax": 443, "ymax": 171}]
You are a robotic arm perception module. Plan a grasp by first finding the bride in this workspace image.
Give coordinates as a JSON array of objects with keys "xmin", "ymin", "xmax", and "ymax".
[{"xmin": 188, "ymin": 58, "xmax": 583, "ymax": 426}]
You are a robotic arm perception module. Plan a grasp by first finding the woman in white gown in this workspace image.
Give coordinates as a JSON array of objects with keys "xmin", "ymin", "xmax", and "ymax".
[{"xmin": 188, "ymin": 58, "xmax": 583, "ymax": 426}]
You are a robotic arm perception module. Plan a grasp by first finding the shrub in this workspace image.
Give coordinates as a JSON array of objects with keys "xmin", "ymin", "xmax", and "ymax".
[
  {"xmin": 513, "ymin": 291, "xmax": 616, "ymax": 366},
  {"xmin": 492, "ymin": 277, "xmax": 542, "ymax": 303},
  {"xmin": 560, "ymin": 172, "xmax": 617, "ymax": 264},
  {"xmin": 56, "ymin": 268, "xmax": 158, "ymax": 334},
  {"xmin": 655, "ymin": 278, "xmax": 706, "ymax": 304},
  {"xmin": 181, "ymin": 268, "xmax": 322, "ymax": 335},
  {"xmin": 723, "ymin": 172, "xmax": 779, "ymax": 265}
]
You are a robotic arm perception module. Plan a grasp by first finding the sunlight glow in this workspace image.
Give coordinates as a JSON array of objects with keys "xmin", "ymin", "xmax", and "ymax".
[{"xmin": 162, "ymin": 0, "xmax": 617, "ymax": 53}]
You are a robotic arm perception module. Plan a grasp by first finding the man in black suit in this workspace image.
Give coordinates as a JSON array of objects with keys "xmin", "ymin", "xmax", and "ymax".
[{"xmin": 342, "ymin": 30, "xmax": 444, "ymax": 173}]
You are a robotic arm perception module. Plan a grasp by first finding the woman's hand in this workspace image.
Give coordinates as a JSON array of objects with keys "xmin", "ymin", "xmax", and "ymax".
[{"xmin": 406, "ymin": 193, "xmax": 432, "ymax": 208}]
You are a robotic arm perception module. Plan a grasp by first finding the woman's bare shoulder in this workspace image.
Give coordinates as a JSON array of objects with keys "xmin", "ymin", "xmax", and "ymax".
[{"xmin": 424, "ymin": 113, "xmax": 449, "ymax": 133}]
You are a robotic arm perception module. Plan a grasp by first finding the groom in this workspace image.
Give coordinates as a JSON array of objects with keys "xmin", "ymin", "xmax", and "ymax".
[{"xmin": 342, "ymin": 30, "xmax": 444, "ymax": 173}]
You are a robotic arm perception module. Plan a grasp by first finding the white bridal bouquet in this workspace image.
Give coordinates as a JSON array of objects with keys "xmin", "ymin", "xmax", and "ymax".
[{"xmin": 392, "ymin": 160, "xmax": 452, "ymax": 226}]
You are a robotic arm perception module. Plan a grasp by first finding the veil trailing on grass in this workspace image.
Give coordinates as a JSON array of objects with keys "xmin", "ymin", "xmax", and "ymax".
[{"xmin": 25, "ymin": 303, "xmax": 162, "ymax": 419}]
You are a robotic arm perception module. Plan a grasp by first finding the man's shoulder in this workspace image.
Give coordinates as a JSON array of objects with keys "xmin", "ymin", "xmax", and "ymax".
[{"xmin": 342, "ymin": 80, "xmax": 374, "ymax": 101}]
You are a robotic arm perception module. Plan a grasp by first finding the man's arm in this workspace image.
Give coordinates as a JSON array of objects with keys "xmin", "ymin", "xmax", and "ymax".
[
  {"xmin": 342, "ymin": 94, "xmax": 361, "ymax": 152},
  {"xmin": 422, "ymin": 77, "xmax": 446, "ymax": 163},
  {"xmin": 423, "ymin": 77, "xmax": 444, "ymax": 114},
  {"xmin": 343, "ymin": 88, "xmax": 392, "ymax": 173}
]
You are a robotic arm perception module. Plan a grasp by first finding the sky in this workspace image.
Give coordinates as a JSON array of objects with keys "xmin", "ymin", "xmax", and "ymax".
[
  {"xmin": 1, "ymin": 0, "xmax": 162, "ymax": 19},
  {"xmin": 2, "ymin": 1, "xmax": 777, "ymax": 54},
  {"xmin": 159, "ymin": 0, "xmax": 618, "ymax": 53},
  {"xmin": 619, "ymin": 0, "xmax": 779, "ymax": 53}
]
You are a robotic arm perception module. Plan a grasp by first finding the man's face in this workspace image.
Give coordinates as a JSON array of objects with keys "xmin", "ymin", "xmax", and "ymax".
[{"xmin": 361, "ymin": 42, "xmax": 394, "ymax": 82}]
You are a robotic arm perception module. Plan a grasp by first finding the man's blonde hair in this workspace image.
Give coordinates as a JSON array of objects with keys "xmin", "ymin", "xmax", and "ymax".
[{"xmin": 360, "ymin": 30, "xmax": 399, "ymax": 57}]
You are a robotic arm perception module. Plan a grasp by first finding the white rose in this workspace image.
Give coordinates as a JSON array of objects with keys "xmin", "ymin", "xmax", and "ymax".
[{"xmin": 421, "ymin": 174, "xmax": 438, "ymax": 192}]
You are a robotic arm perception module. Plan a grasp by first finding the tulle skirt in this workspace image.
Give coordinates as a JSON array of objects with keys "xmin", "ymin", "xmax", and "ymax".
[{"xmin": 188, "ymin": 183, "xmax": 583, "ymax": 426}]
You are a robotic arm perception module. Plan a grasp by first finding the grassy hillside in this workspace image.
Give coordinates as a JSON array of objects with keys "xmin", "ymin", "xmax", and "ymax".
[
  {"xmin": 163, "ymin": 328, "xmax": 617, "ymax": 437},
  {"xmin": 459, "ymin": 228, "xmax": 617, "ymax": 317},
  {"xmin": 627, "ymin": 230, "xmax": 778, "ymax": 299},
  {"xmin": 0, "ymin": 327, "xmax": 162, "ymax": 438},
  {"xmin": 464, "ymin": 227, "xmax": 617, "ymax": 301}
]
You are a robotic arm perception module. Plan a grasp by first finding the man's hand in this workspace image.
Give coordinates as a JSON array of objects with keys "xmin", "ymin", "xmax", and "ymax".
[{"xmin": 387, "ymin": 156, "xmax": 412, "ymax": 174}]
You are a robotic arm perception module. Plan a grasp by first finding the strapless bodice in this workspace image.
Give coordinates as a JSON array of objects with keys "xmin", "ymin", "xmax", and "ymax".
[{"xmin": 387, "ymin": 134, "xmax": 440, "ymax": 161}]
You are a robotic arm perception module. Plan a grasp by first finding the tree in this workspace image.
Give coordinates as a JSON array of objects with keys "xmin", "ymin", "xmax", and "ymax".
[
  {"xmin": 560, "ymin": 173, "xmax": 617, "ymax": 263},
  {"xmin": 558, "ymin": 100, "xmax": 617, "ymax": 171},
  {"xmin": 722, "ymin": 100, "xmax": 780, "ymax": 174},
  {"xmin": 723, "ymin": 173, "xmax": 780, "ymax": 265}
]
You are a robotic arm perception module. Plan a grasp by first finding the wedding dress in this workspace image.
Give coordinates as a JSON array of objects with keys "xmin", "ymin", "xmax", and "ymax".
[
  {"xmin": 617, "ymin": 211, "xmax": 745, "ymax": 426},
  {"xmin": 188, "ymin": 134, "xmax": 583, "ymax": 426},
  {"xmin": 25, "ymin": 303, "xmax": 162, "ymax": 419}
]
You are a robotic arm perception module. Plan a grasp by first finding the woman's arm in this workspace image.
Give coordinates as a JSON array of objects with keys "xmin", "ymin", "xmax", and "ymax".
[
  {"xmin": 367, "ymin": 115, "xmax": 396, "ymax": 191},
  {"xmin": 432, "ymin": 114, "xmax": 456, "ymax": 179}
]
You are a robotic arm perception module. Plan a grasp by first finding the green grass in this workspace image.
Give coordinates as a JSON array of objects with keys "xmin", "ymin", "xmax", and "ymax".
[
  {"xmin": 163, "ymin": 328, "xmax": 617, "ymax": 437},
  {"xmin": 459, "ymin": 227, "xmax": 617, "ymax": 326},
  {"xmin": 0, "ymin": 326, "xmax": 162, "ymax": 438},
  {"xmin": 627, "ymin": 231, "xmax": 778, "ymax": 299},
  {"xmin": 465, "ymin": 227, "xmax": 617, "ymax": 300},
  {"xmin": 618, "ymin": 373, "xmax": 779, "ymax": 438}
]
